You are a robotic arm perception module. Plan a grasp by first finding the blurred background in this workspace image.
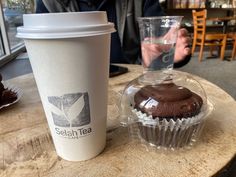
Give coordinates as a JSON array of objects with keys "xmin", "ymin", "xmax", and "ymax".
[{"xmin": 0, "ymin": 0, "xmax": 34, "ymax": 65}]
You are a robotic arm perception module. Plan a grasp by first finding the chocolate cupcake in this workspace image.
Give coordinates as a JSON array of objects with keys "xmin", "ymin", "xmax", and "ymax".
[{"xmin": 132, "ymin": 82, "xmax": 206, "ymax": 149}]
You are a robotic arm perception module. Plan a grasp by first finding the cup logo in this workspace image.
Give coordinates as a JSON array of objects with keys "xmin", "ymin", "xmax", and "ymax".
[{"xmin": 48, "ymin": 92, "xmax": 90, "ymax": 128}]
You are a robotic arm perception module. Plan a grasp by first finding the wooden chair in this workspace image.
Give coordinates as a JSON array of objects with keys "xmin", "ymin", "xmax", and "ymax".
[
  {"xmin": 227, "ymin": 33, "xmax": 236, "ymax": 60},
  {"xmin": 227, "ymin": 32, "xmax": 236, "ymax": 61},
  {"xmin": 192, "ymin": 9, "xmax": 227, "ymax": 62}
]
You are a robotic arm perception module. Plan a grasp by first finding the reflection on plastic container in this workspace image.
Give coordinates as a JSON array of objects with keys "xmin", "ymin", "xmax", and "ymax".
[{"xmin": 119, "ymin": 71, "xmax": 213, "ymax": 151}]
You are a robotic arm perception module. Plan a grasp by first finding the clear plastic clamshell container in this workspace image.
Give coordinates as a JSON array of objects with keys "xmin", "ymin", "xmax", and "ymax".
[{"xmin": 119, "ymin": 70, "xmax": 213, "ymax": 150}]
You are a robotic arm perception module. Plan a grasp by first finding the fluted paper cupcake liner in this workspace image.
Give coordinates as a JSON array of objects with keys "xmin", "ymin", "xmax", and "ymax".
[{"xmin": 130, "ymin": 105, "xmax": 210, "ymax": 150}]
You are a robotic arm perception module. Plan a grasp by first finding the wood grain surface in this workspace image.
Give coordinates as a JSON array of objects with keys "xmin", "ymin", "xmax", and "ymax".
[{"xmin": 0, "ymin": 65, "xmax": 236, "ymax": 177}]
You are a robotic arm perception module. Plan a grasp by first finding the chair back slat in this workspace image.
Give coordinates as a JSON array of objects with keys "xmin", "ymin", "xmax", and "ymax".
[{"xmin": 192, "ymin": 9, "xmax": 207, "ymax": 37}]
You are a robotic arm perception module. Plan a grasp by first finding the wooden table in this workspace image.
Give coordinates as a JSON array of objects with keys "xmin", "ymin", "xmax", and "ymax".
[
  {"xmin": 1, "ymin": 64, "xmax": 236, "ymax": 177},
  {"xmin": 207, "ymin": 16, "xmax": 236, "ymax": 33}
]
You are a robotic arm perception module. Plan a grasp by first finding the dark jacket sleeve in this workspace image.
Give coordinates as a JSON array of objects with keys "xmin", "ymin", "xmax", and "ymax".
[
  {"xmin": 35, "ymin": 0, "xmax": 49, "ymax": 13},
  {"xmin": 173, "ymin": 54, "xmax": 191, "ymax": 68},
  {"xmin": 143, "ymin": 0, "xmax": 165, "ymax": 17}
]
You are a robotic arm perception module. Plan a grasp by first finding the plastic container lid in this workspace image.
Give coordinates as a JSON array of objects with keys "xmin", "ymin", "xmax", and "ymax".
[
  {"xmin": 119, "ymin": 70, "xmax": 213, "ymax": 150},
  {"xmin": 16, "ymin": 11, "xmax": 115, "ymax": 39}
]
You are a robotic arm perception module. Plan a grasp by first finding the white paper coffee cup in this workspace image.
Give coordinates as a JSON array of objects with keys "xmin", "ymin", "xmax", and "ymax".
[{"xmin": 17, "ymin": 12, "xmax": 115, "ymax": 161}]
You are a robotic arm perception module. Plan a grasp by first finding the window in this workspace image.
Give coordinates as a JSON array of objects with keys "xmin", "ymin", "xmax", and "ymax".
[
  {"xmin": 0, "ymin": 35, "xmax": 4, "ymax": 57},
  {"xmin": 0, "ymin": 0, "xmax": 35, "ymax": 65}
]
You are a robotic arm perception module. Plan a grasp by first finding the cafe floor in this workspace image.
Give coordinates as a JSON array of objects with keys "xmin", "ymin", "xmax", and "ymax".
[{"xmin": 178, "ymin": 50, "xmax": 236, "ymax": 100}]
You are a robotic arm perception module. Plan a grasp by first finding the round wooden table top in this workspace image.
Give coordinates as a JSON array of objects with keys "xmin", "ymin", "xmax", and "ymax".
[{"xmin": 0, "ymin": 64, "xmax": 236, "ymax": 177}]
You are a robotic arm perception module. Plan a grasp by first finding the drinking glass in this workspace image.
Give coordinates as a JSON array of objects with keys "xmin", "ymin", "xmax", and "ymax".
[{"xmin": 138, "ymin": 16, "xmax": 183, "ymax": 72}]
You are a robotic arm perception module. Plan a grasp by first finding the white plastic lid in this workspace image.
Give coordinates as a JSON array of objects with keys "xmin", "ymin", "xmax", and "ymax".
[{"xmin": 16, "ymin": 11, "xmax": 115, "ymax": 39}]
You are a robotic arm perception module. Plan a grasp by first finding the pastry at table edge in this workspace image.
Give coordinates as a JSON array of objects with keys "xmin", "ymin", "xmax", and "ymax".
[{"xmin": 0, "ymin": 74, "xmax": 17, "ymax": 106}]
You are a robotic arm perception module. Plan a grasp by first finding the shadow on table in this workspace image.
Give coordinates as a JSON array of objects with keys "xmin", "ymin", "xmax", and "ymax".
[{"xmin": 213, "ymin": 154, "xmax": 236, "ymax": 177}]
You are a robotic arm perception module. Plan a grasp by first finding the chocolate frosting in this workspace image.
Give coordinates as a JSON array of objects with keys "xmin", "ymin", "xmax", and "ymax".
[{"xmin": 134, "ymin": 83, "xmax": 203, "ymax": 119}]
